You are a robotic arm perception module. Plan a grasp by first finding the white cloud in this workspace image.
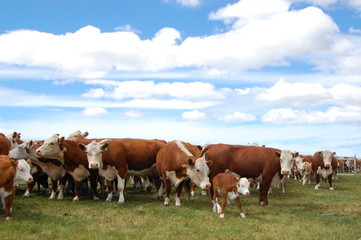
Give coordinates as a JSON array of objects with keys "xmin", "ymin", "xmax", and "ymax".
[
  {"xmin": 162, "ymin": 0, "xmax": 202, "ymax": 7},
  {"xmin": 182, "ymin": 110, "xmax": 206, "ymax": 121},
  {"xmin": 349, "ymin": 27, "xmax": 361, "ymax": 34},
  {"xmin": 124, "ymin": 110, "xmax": 142, "ymax": 118},
  {"xmin": 115, "ymin": 24, "xmax": 141, "ymax": 34},
  {"xmin": 262, "ymin": 107, "xmax": 361, "ymax": 124},
  {"xmin": 216, "ymin": 111, "xmax": 257, "ymax": 122},
  {"xmin": 82, "ymin": 88, "xmax": 105, "ymax": 98},
  {"xmin": 83, "ymin": 107, "xmax": 108, "ymax": 116}
]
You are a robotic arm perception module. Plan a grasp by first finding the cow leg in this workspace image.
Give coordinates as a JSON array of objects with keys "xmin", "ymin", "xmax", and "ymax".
[
  {"xmin": 4, "ymin": 190, "xmax": 15, "ymax": 220},
  {"xmin": 259, "ymin": 177, "xmax": 272, "ymax": 206},
  {"xmin": 174, "ymin": 180, "xmax": 185, "ymax": 207},
  {"xmin": 163, "ymin": 176, "xmax": 172, "ymax": 206},
  {"xmin": 24, "ymin": 181, "xmax": 35, "ymax": 197},
  {"xmin": 105, "ymin": 179, "xmax": 114, "ymax": 202},
  {"xmin": 72, "ymin": 180, "xmax": 82, "ymax": 201},
  {"xmin": 328, "ymin": 173, "xmax": 334, "ymax": 190},
  {"xmin": 89, "ymin": 170, "xmax": 100, "ymax": 200},
  {"xmin": 212, "ymin": 186, "xmax": 221, "ymax": 213},
  {"xmin": 314, "ymin": 174, "xmax": 321, "ymax": 190},
  {"xmin": 219, "ymin": 191, "xmax": 228, "ymax": 218},
  {"xmin": 153, "ymin": 175, "xmax": 163, "ymax": 200},
  {"xmin": 116, "ymin": 175, "xmax": 125, "ymax": 204},
  {"xmin": 57, "ymin": 175, "xmax": 68, "ymax": 200},
  {"xmin": 235, "ymin": 196, "xmax": 246, "ymax": 218},
  {"xmin": 49, "ymin": 179, "xmax": 58, "ymax": 200}
]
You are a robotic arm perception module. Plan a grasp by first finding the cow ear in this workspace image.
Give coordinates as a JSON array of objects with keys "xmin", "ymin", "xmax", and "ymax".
[
  {"xmin": 101, "ymin": 143, "xmax": 109, "ymax": 152},
  {"xmin": 248, "ymin": 178, "xmax": 255, "ymax": 183},
  {"xmin": 11, "ymin": 160, "xmax": 18, "ymax": 168},
  {"xmin": 187, "ymin": 158, "xmax": 194, "ymax": 167},
  {"xmin": 294, "ymin": 152, "xmax": 299, "ymax": 158},
  {"xmin": 59, "ymin": 137, "xmax": 65, "ymax": 151},
  {"xmin": 78, "ymin": 143, "xmax": 87, "ymax": 152},
  {"xmin": 275, "ymin": 151, "xmax": 281, "ymax": 158},
  {"xmin": 333, "ymin": 152, "xmax": 336, "ymax": 156},
  {"xmin": 318, "ymin": 151, "xmax": 323, "ymax": 157}
]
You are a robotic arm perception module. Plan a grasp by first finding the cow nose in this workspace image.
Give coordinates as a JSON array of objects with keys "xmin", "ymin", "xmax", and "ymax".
[
  {"xmin": 204, "ymin": 184, "xmax": 211, "ymax": 190},
  {"xmin": 28, "ymin": 177, "xmax": 33, "ymax": 183},
  {"xmin": 90, "ymin": 163, "xmax": 99, "ymax": 169},
  {"xmin": 246, "ymin": 192, "xmax": 250, "ymax": 196},
  {"xmin": 325, "ymin": 163, "xmax": 330, "ymax": 168},
  {"xmin": 282, "ymin": 170, "xmax": 289, "ymax": 175}
]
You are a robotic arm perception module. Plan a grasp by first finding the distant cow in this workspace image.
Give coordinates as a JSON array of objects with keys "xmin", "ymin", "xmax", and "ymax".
[
  {"xmin": 212, "ymin": 173, "xmax": 252, "ymax": 219},
  {"xmin": 295, "ymin": 155, "xmax": 313, "ymax": 185},
  {"xmin": 6, "ymin": 132, "xmax": 22, "ymax": 151},
  {"xmin": 67, "ymin": 130, "xmax": 89, "ymax": 141},
  {"xmin": 202, "ymin": 144, "xmax": 297, "ymax": 206},
  {"xmin": 0, "ymin": 155, "xmax": 33, "ymax": 220},
  {"xmin": 0, "ymin": 133, "xmax": 11, "ymax": 155},
  {"xmin": 156, "ymin": 140, "xmax": 211, "ymax": 207},
  {"xmin": 308, "ymin": 150, "xmax": 337, "ymax": 190},
  {"xmin": 78, "ymin": 138, "xmax": 166, "ymax": 203}
]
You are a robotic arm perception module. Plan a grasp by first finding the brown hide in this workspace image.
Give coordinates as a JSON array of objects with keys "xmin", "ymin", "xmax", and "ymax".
[
  {"xmin": 0, "ymin": 155, "xmax": 16, "ymax": 219},
  {"xmin": 212, "ymin": 173, "xmax": 238, "ymax": 193},
  {"xmin": 202, "ymin": 144, "xmax": 282, "ymax": 206},
  {"xmin": 311, "ymin": 152, "xmax": 338, "ymax": 173},
  {"xmin": 0, "ymin": 134, "xmax": 11, "ymax": 155}
]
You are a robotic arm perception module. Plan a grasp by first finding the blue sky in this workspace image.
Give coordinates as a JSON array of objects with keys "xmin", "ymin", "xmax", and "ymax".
[{"xmin": 1, "ymin": 0, "xmax": 361, "ymax": 157}]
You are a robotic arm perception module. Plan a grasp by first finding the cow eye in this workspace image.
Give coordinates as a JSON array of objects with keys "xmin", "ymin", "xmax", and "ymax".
[
  {"xmin": 50, "ymin": 142, "xmax": 55, "ymax": 145},
  {"xmin": 196, "ymin": 169, "xmax": 200, "ymax": 172}
]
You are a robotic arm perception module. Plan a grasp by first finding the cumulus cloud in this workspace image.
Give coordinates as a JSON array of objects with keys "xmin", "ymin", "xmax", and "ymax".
[
  {"xmin": 216, "ymin": 111, "xmax": 257, "ymax": 122},
  {"xmin": 83, "ymin": 107, "xmax": 108, "ymax": 116},
  {"xmin": 182, "ymin": 110, "xmax": 206, "ymax": 121},
  {"xmin": 0, "ymin": 0, "xmax": 341, "ymax": 78},
  {"xmin": 262, "ymin": 107, "xmax": 361, "ymax": 124}
]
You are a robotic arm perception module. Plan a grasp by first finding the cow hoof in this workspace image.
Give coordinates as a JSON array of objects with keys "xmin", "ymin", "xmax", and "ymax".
[
  {"xmin": 219, "ymin": 214, "xmax": 225, "ymax": 219},
  {"xmin": 72, "ymin": 196, "xmax": 79, "ymax": 201},
  {"xmin": 5, "ymin": 217, "xmax": 11, "ymax": 221},
  {"xmin": 93, "ymin": 196, "xmax": 100, "ymax": 201},
  {"xmin": 329, "ymin": 187, "xmax": 335, "ymax": 191},
  {"xmin": 105, "ymin": 198, "xmax": 112, "ymax": 202},
  {"xmin": 259, "ymin": 202, "xmax": 268, "ymax": 206},
  {"xmin": 117, "ymin": 201, "xmax": 125, "ymax": 204},
  {"xmin": 240, "ymin": 213, "xmax": 246, "ymax": 218}
]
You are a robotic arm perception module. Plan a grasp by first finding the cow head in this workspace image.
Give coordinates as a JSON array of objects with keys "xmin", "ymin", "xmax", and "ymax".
[
  {"xmin": 236, "ymin": 177, "xmax": 253, "ymax": 196},
  {"xmin": 9, "ymin": 140, "xmax": 37, "ymax": 161},
  {"xmin": 78, "ymin": 140, "xmax": 109, "ymax": 170},
  {"xmin": 318, "ymin": 150, "xmax": 335, "ymax": 168},
  {"xmin": 67, "ymin": 130, "xmax": 89, "ymax": 140},
  {"xmin": 35, "ymin": 134, "xmax": 65, "ymax": 161},
  {"xmin": 13, "ymin": 159, "xmax": 33, "ymax": 185},
  {"xmin": 277, "ymin": 150, "xmax": 298, "ymax": 175},
  {"xmin": 182, "ymin": 154, "xmax": 211, "ymax": 190}
]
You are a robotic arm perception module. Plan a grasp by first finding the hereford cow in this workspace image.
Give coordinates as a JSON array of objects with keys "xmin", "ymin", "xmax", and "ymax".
[
  {"xmin": 35, "ymin": 134, "xmax": 101, "ymax": 201},
  {"xmin": 0, "ymin": 155, "xmax": 33, "ymax": 220},
  {"xmin": 78, "ymin": 138, "xmax": 166, "ymax": 203},
  {"xmin": 212, "ymin": 173, "xmax": 252, "ymax": 219},
  {"xmin": 67, "ymin": 130, "xmax": 89, "ymax": 141},
  {"xmin": 309, "ymin": 150, "xmax": 337, "ymax": 190},
  {"xmin": 202, "ymin": 144, "xmax": 297, "ymax": 206},
  {"xmin": 9, "ymin": 140, "xmax": 69, "ymax": 199},
  {"xmin": 294, "ymin": 155, "xmax": 313, "ymax": 185},
  {"xmin": 6, "ymin": 132, "xmax": 22, "ymax": 151},
  {"xmin": 156, "ymin": 140, "xmax": 211, "ymax": 207}
]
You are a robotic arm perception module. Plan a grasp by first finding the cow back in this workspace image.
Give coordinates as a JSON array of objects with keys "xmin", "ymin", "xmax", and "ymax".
[{"xmin": 0, "ymin": 134, "xmax": 11, "ymax": 155}]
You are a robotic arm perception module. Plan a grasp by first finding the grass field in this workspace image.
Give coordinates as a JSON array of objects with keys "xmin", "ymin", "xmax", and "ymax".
[{"xmin": 1, "ymin": 173, "xmax": 361, "ymax": 240}]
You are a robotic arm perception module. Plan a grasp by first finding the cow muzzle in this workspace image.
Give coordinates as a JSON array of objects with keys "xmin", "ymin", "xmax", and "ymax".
[
  {"xmin": 27, "ymin": 177, "xmax": 33, "ymax": 183},
  {"xmin": 90, "ymin": 163, "xmax": 99, "ymax": 169},
  {"xmin": 324, "ymin": 163, "xmax": 330, "ymax": 168},
  {"xmin": 281, "ymin": 170, "xmax": 290, "ymax": 175}
]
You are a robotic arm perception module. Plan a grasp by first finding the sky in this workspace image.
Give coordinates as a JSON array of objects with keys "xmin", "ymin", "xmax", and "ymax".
[{"xmin": 1, "ymin": 0, "xmax": 361, "ymax": 157}]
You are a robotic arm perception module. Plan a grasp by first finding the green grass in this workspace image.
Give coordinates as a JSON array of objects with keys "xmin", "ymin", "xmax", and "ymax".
[{"xmin": 1, "ymin": 173, "xmax": 361, "ymax": 240}]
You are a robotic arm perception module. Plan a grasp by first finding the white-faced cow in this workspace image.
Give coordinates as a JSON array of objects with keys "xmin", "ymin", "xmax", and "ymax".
[
  {"xmin": 202, "ymin": 144, "xmax": 297, "ymax": 206},
  {"xmin": 0, "ymin": 155, "xmax": 33, "ymax": 220},
  {"xmin": 35, "ymin": 134, "xmax": 101, "ymax": 201},
  {"xmin": 212, "ymin": 173, "xmax": 253, "ymax": 219},
  {"xmin": 309, "ymin": 150, "xmax": 337, "ymax": 190},
  {"xmin": 78, "ymin": 138, "xmax": 166, "ymax": 203},
  {"xmin": 156, "ymin": 140, "xmax": 211, "ymax": 207},
  {"xmin": 67, "ymin": 130, "xmax": 89, "ymax": 141},
  {"xmin": 9, "ymin": 140, "xmax": 69, "ymax": 199}
]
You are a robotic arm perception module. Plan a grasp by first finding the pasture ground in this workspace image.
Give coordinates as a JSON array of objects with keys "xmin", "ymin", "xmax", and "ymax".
[{"xmin": 1, "ymin": 173, "xmax": 360, "ymax": 240}]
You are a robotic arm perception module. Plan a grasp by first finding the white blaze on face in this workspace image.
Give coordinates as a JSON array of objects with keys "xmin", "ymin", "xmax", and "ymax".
[
  {"xmin": 9, "ymin": 141, "xmax": 37, "ymax": 161},
  {"xmin": 185, "ymin": 155, "xmax": 211, "ymax": 190},
  {"xmin": 237, "ymin": 178, "xmax": 251, "ymax": 196},
  {"xmin": 294, "ymin": 156, "xmax": 305, "ymax": 171},
  {"xmin": 78, "ymin": 140, "xmax": 108, "ymax": 170},
  {"xmin": 320, "ymin": 150, "xmax": 334, "ymax": 168},
  {"xmin": 67, "ymin": 130, "xmax": 89, "ymax": 140},
  {"xmin": 14, "ymin": 160, "xmax": 33, "ymax": 185},
  {"xmin": 279, "ymin": 150, "xmax": 297, "ymax": 175},
  {"xmin": 36, "ymin": 134, "xmax": 62, "ymax": 158}
]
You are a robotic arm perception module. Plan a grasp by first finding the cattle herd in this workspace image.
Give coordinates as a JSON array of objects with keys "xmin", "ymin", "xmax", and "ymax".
[{"xmin": 0, "ymin": 130, "xmax": 360, "ymax": 220}]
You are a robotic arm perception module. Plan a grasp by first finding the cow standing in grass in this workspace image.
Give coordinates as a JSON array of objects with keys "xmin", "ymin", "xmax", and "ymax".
[
  {"xmin": 202, "ymin": 144, "xmax": 297, "ymax": 206},
  {"xmin": 308, "ymin": 150, "xmax": 337, "ymax": 190},
  {"xmin": 156, "ymin": 140, "xmax": 211, "ymax": 207}
]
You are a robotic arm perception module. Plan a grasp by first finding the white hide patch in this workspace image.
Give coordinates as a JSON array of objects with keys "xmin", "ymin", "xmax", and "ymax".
[
  {"xmin": 71, "ymin": 165, "xmax": 90, "ymax": 182},
  {"xmin": 99, "ymin": 165, "xmax": 118, "ymax": 181},
  {"xmin": 227, "ymin": 192, "xmax": 239, "ymax": 200},
  {"xmin": 317, "ymin": 166, "xmax": 333, "ymax": 179},
  {"xmin": 0, "ymin": 187, "xmax": 12, "ymax": 200},
  {"xmin": 166, "ymin": 171, "xmax": 186, "ymax": 187},
  {"xmin": 175, "ymin": 141, "xmax": 193, "ymax": 157}
]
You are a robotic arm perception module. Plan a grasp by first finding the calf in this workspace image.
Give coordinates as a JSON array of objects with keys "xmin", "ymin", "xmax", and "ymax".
[
  {"xmin": 156, "ymin": 140, "xmax": 211, "ymax": 207},
  {"xmin": 212, "ymin": 173, "xmax": 252, "ymax": 219},
  {"xmin": 0, "ymin": 155, "xmax": 33, "ymax": 220}
]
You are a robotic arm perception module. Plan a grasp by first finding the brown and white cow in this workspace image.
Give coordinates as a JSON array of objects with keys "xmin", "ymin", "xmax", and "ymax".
[
  {"xmin": 6, "ymin": 132, "xmax": 22, "ymax": 151},
  {"xmin": 9, "ymin": 140, "xmax": 69, "ymax": 200},
  {"xmin": 67, "ymin": 130, "xmax": 89, "ymax": 141},
  {"xmin": 212, "ymin": 173, "xmax": 253, "ymax": 219},
  {"xmin": 0, "ymin": 155, "xmax": 33, "ymax": 220},
  {"xmin": 202, "ymin": 144, "xmax": 297, "ymax": 206},
  {"xmin": 156, "ymin": 140, "xmax": 211, "ymax": 207},
  {"xmin": 78, "ymin": 138, "xmax": 166, "ymax": 203},
  {"xmin": 308, "ymin": 150, "xmax": 337, "ymax": 190},
  {"xmin": 0, "ymin": 133, "xmax": 11, "ymax": 155},
  {"xmin": 35, "ymin": 134, "xmax": 101, "ymax": 201}
]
